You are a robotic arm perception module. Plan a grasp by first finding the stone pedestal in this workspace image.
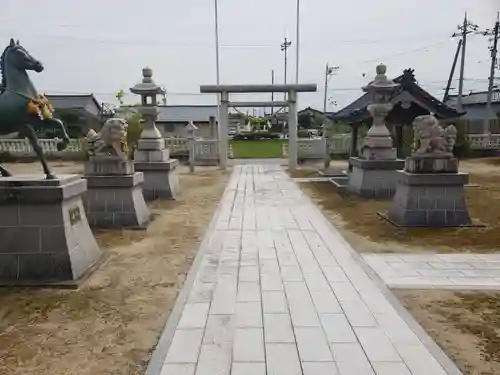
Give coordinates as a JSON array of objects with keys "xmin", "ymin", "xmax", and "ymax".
[
  {"xmin": 135, "ymin": 160, "xmax": 180, "ymax": 200},
  {"xmin": 348, "ymin": 157, "xmax": 405, "ymax": 198},
  {"xmin": 0, "ymin": 175, "xmax": 101, "ymax": 284},
  {"xmin": 387, "ymin": 156, "xmax": 471, "ymax": 227},
  {"xmin": 360, "ymin": 135, "xmax": 397, "ymax": 160},
  {"xmin": 83, "ymin": 158, "xmax": 151, "ymax": 229}
]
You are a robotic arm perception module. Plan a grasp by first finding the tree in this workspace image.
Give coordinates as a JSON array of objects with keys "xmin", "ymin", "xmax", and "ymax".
[
  {"xmin": 126, "ymin": 112, "xmax": 144, "ymax": 152},
  {"xmin": 116, "ymin": 89, "xmax": 125, "ymax": 105}
]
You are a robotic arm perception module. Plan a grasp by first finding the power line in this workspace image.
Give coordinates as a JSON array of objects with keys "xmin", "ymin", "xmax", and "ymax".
[
  {"xmin": 42, "ymin": 76, "xmax": 491, "ymax": 98},
  {"xmin": 0, "ymin": 31, "xmax": 466, "ymax": 48}
]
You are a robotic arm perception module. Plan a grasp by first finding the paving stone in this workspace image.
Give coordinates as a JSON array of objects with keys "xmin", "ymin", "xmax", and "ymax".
[
  {"xmin": 320, "ymin": 314, "xmax": 357, "ymax": 343},
  {"xmin": 164, "ymin": 329, "xmax": 204, "ymax": 363},
  {"xmin": 265, "ymin": 343, "xmax": 302, "ymax": 375},
  {"xmin": 263, "ymin": 314, "xmax": 295, "ymax": 343},
  {"xmin": 262, "ymin": 290, "xmax": 288, "ymax": 313},
  {"xmin": 235, "ymin": 302, "xmax": 262, "ymax": 328},
  {"xmin": 294, "ymin": 327, "xmax": 333, "ymax": 361},
  {"xmin": 230, "ymin": 362, "xmax": 266, "ymax": 375},
  {"xmin": 340, "ymin": 300, "xmax": 378, "ymax": 327},
  {"xmin": 177, "ymin": 303, "xmax": 210, "ymax": 329},
  {"xmin": 233, "ymin": 328, "xmax": 265, "ymax": 362},
  {"xmin": 371, "ymin": 362, "xmax": 412, "ymax": 375},
  {"xmin": 203, "ymin": 314, "xmax": 235, "ymax": 345},
  {"xmin": 301, "ymin": 362, "xmax": 339, "ymax": 375},
  {"xmin": 160, "ymin": 364, "xmax": 195, "ymax": 375},
  {"xmin": 195, "ymin": 344, "xmax": 232, "ymax": 375},
  {"xmin": 330, "ymin": 343, "xmax": 375, "ymax": 375},
  {"xmin": 237, "ymin": 282, "xmax": 261, "ymax": 302},
  {"xmin": 260, "ymin": 274, "xmax": 284, "ymax": 291},
  {"xmin": 354, "ymin": 327, "xmax": 402, "ymax": 362},
  {"xmin": 281, "ymin": 266, "xmax": 304, "ymax": 281},
  {"xmin": 309, "ymin": 290, "xmax": 342, "ymax": 314},
  {"xmin": 396, "ymin": 344, "xmax": 448, "ymax": 375},
  {"xmin": 239, "ymin": 266, "xmax": 260, "ymax": 282}
]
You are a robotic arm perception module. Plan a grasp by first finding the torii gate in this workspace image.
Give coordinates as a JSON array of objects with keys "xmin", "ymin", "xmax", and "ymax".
[{"xmin": 199, "ymin": 84, "xmax": 317, "ymax": 171}]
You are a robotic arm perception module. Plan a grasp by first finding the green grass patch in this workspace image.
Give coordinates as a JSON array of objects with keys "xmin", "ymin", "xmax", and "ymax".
[{"xmin": 231, "ymin": 140, "xmax": 285, "ymax": 159}]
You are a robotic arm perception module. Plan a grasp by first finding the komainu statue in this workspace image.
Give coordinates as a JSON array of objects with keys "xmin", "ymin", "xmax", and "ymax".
[
  {"xmin": 85, "ymin": 118, "xmax": 129, "ymax": 159},
  {"xmin": 412, "ymin": 114, "xmax": 457, "ymax": 156}
]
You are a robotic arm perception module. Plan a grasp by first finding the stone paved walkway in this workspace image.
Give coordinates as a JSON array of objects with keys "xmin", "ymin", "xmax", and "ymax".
[
  {"xmin": 156, "ymin": 165, "xmax": 460, "ymax": 375},
  {"xmin": 364, "ymin": 253, "xmax": 500, "ymax": 290}
]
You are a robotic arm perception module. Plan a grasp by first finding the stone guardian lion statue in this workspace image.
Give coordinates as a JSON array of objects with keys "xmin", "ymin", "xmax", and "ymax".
[
  {"xmin": 85, "ymin": 118, "xmax": 129, "ymax": 159},
  {"xmin": 412, "ymin": 114, "xmax": 457, "ymax": 155}
]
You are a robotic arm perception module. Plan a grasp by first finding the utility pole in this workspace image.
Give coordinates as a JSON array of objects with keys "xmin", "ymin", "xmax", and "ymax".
[
  {"xmin": 322, "ymin": 63, "xmax": 339, "ymax": 169},
  {"xmin": 452, "ymin": 13, "xmax": 479, "ymax": 112},
  {"xmin": 479, "ymin": 13, "xmax": 500, "ymax": 133},
  {"xmin": 295, "ymin": 0, "xmax": 300, "ymax": 84},
  {"xmin": 160, "ymin": 86, "xmax": 167, "ymax": 105},
  {"xmin": 281, "ymin": 37, "xmax": 292, "ymax": 100},
  {"xmin": 443, "ymin": 39, "xmax": 462, "ymax": 103},
  {"xmin": 271, "ymin": 69, "xmax": 275, "ymax": 116}
]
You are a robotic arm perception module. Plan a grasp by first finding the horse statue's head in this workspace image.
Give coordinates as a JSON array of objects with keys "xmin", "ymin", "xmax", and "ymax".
[{"xmin": 2, "ymin": 38, "xmax": 43, "ymax": 74}]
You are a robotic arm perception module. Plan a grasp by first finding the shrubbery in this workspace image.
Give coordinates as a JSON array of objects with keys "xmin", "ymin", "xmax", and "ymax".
[
  {"xmin": 232, "ymin": 132, "xmax": 280, "ymax": 140},
  {"xmin": 452, "ymin": 122, "xmax": 471, "ymax": 159}
]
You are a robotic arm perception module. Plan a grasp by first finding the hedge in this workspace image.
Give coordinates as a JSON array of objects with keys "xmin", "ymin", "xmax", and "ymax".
[{"xmin": 232, "ymin": 132, "xmax": 281, "ymax": 140}]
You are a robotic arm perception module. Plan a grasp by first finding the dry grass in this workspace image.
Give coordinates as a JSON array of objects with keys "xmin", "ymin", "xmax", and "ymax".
[
  {"xmin": 0, "ymin": 165, "xmax": 230, "ymax": 375},
  {"xmin": 296, "ymin": 162, "xmax": 500, "ymax": 253},
  {"xmin": 397, "ymin": 290, "xmax": 500, "ymax": 375}
]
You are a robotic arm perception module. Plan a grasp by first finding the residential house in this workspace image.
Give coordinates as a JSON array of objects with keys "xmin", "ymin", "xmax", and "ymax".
[
  {"xmin": 154, "ymin": 105, "xmax": 244, "ymax": 139},
  {"xmin": 445, "ymin": 90, "xmax": 500, "ymax": 133},
  {"xmin": 47, "ymin": 94, "xmax": 102, "ymax": 138}
]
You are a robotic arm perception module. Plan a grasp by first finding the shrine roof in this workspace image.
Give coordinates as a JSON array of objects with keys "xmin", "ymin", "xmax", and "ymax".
[{"xmin": 329, "ymin": 69, "xmax": 464, "ymax": 123}]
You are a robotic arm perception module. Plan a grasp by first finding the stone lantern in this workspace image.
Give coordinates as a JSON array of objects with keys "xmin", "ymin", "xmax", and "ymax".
[
  {"xmin": 130, "ymin": 67, "xmax": 179, "ymax": 200},
  {"xmin": 361, "ymin": 63, "xmax": 400, "ymax": 159},
  {"xmin": 347, "ymin": 64, "xmax": 405, "ymax": 198}
]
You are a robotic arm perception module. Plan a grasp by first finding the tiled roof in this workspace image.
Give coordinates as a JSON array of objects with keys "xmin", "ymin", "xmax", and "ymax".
[
  {"xmin": 47, "ymin": 94, "xmax": 101, "ymax": 111},
  {"xmin": 446, "ymin": 90, "xmax": 500, "ymax": 106},
  {"xmin": 157, "ymin": 105, "xmax": 218, "ymax": 122}
]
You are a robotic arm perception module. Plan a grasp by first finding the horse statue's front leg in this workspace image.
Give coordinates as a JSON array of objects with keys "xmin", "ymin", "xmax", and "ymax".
[
  {"xmin": 23, "ymin": 123, "xmax": 55, "ymax": 179},
  {"xmin": 0, "ymin": 164, "xmax": 13, "ymax": 177}
]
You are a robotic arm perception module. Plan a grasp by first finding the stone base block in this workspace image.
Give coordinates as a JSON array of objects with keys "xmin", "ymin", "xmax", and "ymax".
[
  {"xmin": 317, "ymin": 168, "xmax": 345, "ymax": 178},
  {"xmin": 405, "ymin": 156, "xmax": 458, "ymax": 174},
  {"xmin": 83, "ymin": 172, "xmax": 151, "ymax": 229},
  {"xmin": 134, "ymin": 160, "xmax": 180, "ymax": 200},
  {"xmin": 84, "ymin": 157, "xmax": 134, "ymax": 176},
  {"xmin": 195, "ymin": 158, "xmax": 219, "ymax": 166},
  {"xmin": 347, "ymin": 157, "xmax": 405, "ymax": 198},
  {"xmin": 387, "ymin": 171, "xmax": 472, "ymax": 227},
  {"xmin": 0, "ymin": 175, "xmax": 101, "ymax": 284},
  {"xmin": 134, "ymin": 147, "xmax": 170, "ymax": 162}
]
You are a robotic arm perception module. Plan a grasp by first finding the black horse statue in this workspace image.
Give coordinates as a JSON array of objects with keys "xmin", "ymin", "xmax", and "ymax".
[{"xmin": 0, "ymin": 38, "xmax": 70, "ymax": 179}]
